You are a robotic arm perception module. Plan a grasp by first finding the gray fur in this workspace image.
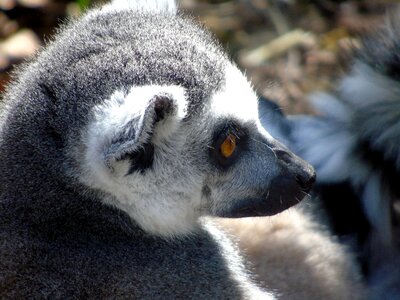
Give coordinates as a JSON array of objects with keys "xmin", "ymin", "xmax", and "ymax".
[{"xmin": 0, "ymin": 0, "xmax": 315, "ymax": 298}]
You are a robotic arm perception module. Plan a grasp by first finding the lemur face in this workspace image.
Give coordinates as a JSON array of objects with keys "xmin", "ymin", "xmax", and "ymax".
[
  {"xmin": 81, "ymin": 62, "xmax": 314, "ymax": 237},
  {"xmin": 59, "ymin": 5, "xmax": 316, "ymax": 237},
  {"xmin": 201, "ymin": 65, "xmax": 315, "ymax": 218}
]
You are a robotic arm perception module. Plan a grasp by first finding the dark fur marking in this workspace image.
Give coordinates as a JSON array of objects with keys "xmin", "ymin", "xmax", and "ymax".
[
  {"xmin": 125, "ymin": 142, "xmax": 155, "ymax": 175},
  {"xmin": 153, "ymin": 95, "xmax": 173, "ymax": 123}
]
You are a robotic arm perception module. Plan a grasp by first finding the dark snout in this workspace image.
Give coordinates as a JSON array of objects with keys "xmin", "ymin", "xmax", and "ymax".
[
  {"xmin": 225, "ymin": 147, "xmax": 315, "ymax": 218},
  {"xmin": 266, "ymin": 149, "xmax": 316, "ymax": 214},
  {"xmin": 275, "ymin": 149, "xmax": 315, "ymax": 193}
]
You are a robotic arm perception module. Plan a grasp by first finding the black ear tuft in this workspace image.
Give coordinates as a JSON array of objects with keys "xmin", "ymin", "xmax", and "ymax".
[
  {"xmin": 125, "ymin": 142, "xmax": 155, "ymax": 175},
  {"xmin": 103, "ymin": 90, "xmax": 181, "ymax": 175},
  {"xmin": 153, "ymin": 95, "xmax": 174, "ymax": 123}
]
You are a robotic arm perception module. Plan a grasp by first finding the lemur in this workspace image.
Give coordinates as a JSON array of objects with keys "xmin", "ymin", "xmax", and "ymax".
[{"xmin": 0, "ymin": 0, "xmax": 315, "ymax": 298}]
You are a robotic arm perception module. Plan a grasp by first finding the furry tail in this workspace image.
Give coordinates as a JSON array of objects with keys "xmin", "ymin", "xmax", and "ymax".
[
  {"xmin": 291, "ymin": 15, "xmax": 400, "ymax": 245},
  {"xmin": 286, "ymin": 13, "xmax": 400, "ymax": 298}
]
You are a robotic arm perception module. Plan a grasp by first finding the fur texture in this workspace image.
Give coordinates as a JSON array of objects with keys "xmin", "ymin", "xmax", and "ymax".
[
  {"xmin": 216, "ymin": 206, "xmax": 365, "ymax": 300},
  {"xmin": 0, "ymin": 0, "xmax": 315, "ymax": 298}
]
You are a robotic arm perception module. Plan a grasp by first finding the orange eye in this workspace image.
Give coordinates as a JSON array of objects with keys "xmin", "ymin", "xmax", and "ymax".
[{"xmin": 220, "ymin": 133, "xmax": 237, "ymax": 158}]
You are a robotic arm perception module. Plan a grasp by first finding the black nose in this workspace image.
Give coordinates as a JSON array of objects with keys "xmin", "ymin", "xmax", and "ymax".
[
  {"xmin": 275, "ymin": 149, "xmax": 316, "ymax": 193},
  {"xmin": 296, "ymin": 171, "xmax": 316, "ymax": 192}
]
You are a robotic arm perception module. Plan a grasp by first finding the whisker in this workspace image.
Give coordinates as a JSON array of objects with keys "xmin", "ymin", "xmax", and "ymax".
[{"xmin": 250, "ymin": 137, "xmax": 277, "ymax": 159}]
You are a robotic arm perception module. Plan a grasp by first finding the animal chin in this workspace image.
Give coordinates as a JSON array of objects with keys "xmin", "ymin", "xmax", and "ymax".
[{"xmin": 219, "ymin": 177, "xmax": 310, "ymax": 218}]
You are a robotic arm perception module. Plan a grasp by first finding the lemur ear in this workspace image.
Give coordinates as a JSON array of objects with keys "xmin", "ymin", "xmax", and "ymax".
[{"xmin": 91, "ymin": 85, "xmax": 187, "ymax": 175}]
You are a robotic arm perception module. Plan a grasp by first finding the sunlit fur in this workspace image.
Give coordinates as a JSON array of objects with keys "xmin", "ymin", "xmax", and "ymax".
[
  {"xmin": 0, "ymin": 0, "xmax": 316, "ymax": 298},
  {"xmin": 216, "ymin": 207, "xmax": 365, "ymax": 300}
]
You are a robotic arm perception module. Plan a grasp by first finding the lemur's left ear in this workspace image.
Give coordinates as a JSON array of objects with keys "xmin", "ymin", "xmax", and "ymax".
[{"xmin": 88, "ymin": 85, "xmax": 187, "ymax": 175}]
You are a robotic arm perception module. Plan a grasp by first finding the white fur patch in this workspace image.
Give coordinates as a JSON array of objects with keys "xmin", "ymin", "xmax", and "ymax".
[
  {"xmin": 211, "ymin": 65, "xmax": 259, "ymax": 122},
  {"xmin": 80, "ymin": 85, "xmax": 206, "ymax": 237},
  {"xmin": 210, "ymin": 64, "xmax": 275, "ymax": 143},
  {"xmin": 84, "ymin": 85, "xmax": 186, "ymax": 176},
  {"xmin": 102, "ymin": 0, "xmax": 176, "ymax": 14},
  {"xmin": 202, "ymin": 219, "xmax": 275, "ymax": 299}
]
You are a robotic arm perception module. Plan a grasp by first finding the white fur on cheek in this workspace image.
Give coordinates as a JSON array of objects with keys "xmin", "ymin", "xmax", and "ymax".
[
  {"xmin": 83, "ymin": 85, "xmax": 186, "ymax": 180},
  {"xmin": 102, "ymin": 164, "xmax": 205, "ymax": 238},
  {"xmin": 79, "ymin": 85, "xmax": 205, "ymax": 237}
]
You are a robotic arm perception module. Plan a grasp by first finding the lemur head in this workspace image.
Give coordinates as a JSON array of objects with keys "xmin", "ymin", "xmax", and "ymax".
[
  {"xmin": 74, "ymin": 0, "xmax": 316, "ymax": 237},
  {"xmin": 81, "ymin": 68, "xmax": 315, "ymax": 236},
  {"xmin": 2, "ymin": 0, "xmax": 314, "ymax": 237}
]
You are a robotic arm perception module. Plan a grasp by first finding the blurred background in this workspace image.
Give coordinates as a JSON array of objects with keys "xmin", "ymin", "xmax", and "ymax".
[{"xmin": 0, "ymin": 0, "xmax": 397, "ymax": 113}]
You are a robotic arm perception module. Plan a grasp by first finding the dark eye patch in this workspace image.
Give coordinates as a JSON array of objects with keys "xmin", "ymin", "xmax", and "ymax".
[{"xmin": 209, "ymin": 121, "xmax": 248, "ymax": 169}]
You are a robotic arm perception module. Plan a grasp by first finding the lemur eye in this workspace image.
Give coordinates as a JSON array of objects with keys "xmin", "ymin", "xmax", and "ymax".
[
  {"xmin": 211, "ymin": 123, "xmax": 248, "ymax": 169},
  {"xmin": 220, "ymin": 133, "xmax": 237, "ymax": 158}
]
